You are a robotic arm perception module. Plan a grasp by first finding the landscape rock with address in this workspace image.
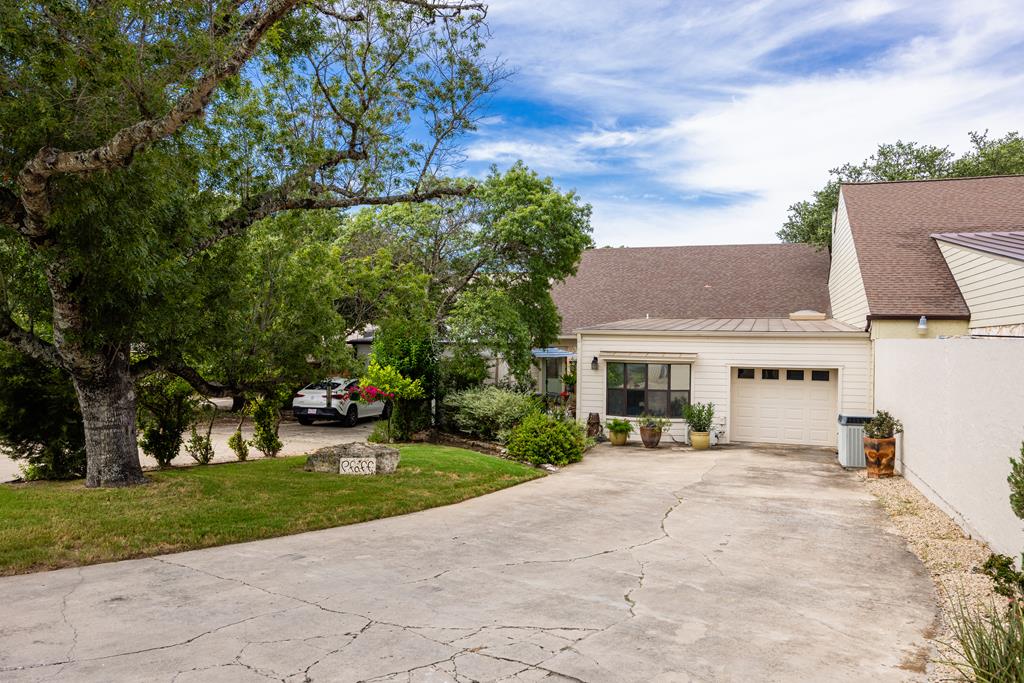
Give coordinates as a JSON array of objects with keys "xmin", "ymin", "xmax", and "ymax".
[{"xmin": 304, "ymin": 442, "xmax": 401, "ymax": 475}]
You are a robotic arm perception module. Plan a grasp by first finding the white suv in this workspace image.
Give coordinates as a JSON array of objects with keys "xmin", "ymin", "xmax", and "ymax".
[{"xmin": 291, "ymin": 377, "xmax": 388, "ymax": 427}]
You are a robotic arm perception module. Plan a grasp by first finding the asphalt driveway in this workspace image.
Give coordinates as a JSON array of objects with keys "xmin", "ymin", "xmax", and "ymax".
[{"xmin": 0, "ymin": 445, "xmax": 937, "ymax": 682}]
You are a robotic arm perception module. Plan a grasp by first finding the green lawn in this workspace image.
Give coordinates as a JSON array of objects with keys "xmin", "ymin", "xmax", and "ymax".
[{"xmin": 0, "ymin": 444, "xmax": 543, "ymax": 576}]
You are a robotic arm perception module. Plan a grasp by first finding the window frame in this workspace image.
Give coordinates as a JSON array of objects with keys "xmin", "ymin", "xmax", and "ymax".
[{"xmin": 606, "ymin": 362, "xmax": 691, "ymax": 418}]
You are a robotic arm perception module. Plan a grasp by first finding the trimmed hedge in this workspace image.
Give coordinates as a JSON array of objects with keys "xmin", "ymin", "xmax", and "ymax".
[{"xmin": 505, "ymin": 412, "xmax": 586, "ymax": 467}]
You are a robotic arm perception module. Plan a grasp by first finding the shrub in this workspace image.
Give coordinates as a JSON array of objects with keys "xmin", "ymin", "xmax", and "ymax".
[
  {"xmin": 248, "ymin": 396, "xmax": 283, "ymax": 458},
  {"xmin": 359, "ymin": 357, "xmax": 426, "ymax": 442},
  {"xmin": 864, "ymin": 410, "xmax": 903, "ymax": 439},
  {"xmin": 0, "ymin": 346, "xmax": 85, "ymax": 480},
  {"xmin": 948, "ymin": 440, "xmax": 1024, "ymax": 679},
  {"xmin": 505, "ymin": 412, "xmax": 586, "ymax": 467},
  {"xmin": 184, "ymin": 400, "xmax": 217, "ymax": 465},
  {"xmin": 443, "ymin": 386, "xmax": 540, "ymax": 441},
  {"xmin": 946, "ymin": 598, "xmax": 1024, "ymax": 682},
  {"xmin": 683, "ymin": 402, "xmax": 715, "ymax": 433},
  {"xmin": 137, "ymin": 374, "xmax": 196, "ymax": 468},
  {"xmin": 228, "ymin": 429, "xmax": 250, "ymax": 461},
  {"xmin": 184, "ymin": 427, "xmax": 215, "ymax": 465},
  {"xmin": 605, "ymin": 417, "xmax": 634, "ymax": 435},
  {"xmin": 636, "ymin": 414, "xmax": 670, "ymax": 431}
]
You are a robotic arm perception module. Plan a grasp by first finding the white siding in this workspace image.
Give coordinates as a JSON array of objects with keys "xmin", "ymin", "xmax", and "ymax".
[
  {"xmin": 937, "ymin": 241, "xmax": 1024, "ymax": 331},
  {"xmin": 828, "ymin": 193, "xmax": 870, "ymax": 329},
  {"xmin": 577, "ymin": 332, "xmax": 873, "ymax": 444}
]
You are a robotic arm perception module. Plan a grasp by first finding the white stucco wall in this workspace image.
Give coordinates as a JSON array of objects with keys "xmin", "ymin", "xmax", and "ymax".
[
  {"xmin": 828, "ymin": 193, "xmax": 871, "ymax": 330},
  {"xmin": 875, "ymin": 337, "xmax": 1024, "ymax": 556},
  {"xmin": 577, "ymin": 332, "xmax": 873, "ymax": 443},
  {"xmin": 936, "ymin": 240, "xmax": 1024, "ymax": 331}
]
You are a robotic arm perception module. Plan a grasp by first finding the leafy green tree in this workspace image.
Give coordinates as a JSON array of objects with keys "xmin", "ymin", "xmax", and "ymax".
[
  {"xmin": 345, "ymin": 162, "xmax": 593, "ymax": 381},
  {"xmin": 779, "ymin": 133, "xmax": 1024, "ymax": 249},
  {"xmin": 0, "ymin": 1, "xmax": 497, "ymax": 486}
]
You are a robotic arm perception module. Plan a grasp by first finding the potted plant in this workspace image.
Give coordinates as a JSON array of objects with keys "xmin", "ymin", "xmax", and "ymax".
[
  {"xmin": 683, "ymin": 402, "xmax": 715, "ymax": 450},
  {"xmin": 561, "ymin": 369, "xmax": 577, "ymax": 392},
  {"xmin": 605, "ymin": 417, "xmax": 634, "ymax": 446},
  {"xmin": 636, "ymin": 414, "xmax": 670, "ymax": 448},
  {"xmin": 863, "ymin": 410, "xmax": 903, "ymax": 478}
]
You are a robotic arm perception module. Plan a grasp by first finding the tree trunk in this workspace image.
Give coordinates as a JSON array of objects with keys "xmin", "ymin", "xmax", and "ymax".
[{"xmin": 72, "ymin": 349, "xmax": 147, "ymax": 488}]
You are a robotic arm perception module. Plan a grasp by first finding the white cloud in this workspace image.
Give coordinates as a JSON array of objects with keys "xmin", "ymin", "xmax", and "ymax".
[{"xmin": 470, "ymin": 0, "xmax": 1024, "ymax": 245}]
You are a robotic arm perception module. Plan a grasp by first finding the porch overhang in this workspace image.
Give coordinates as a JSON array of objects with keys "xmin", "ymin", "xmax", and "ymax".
[{"xmin": 598, "ymin": 350, "xmax": 698, "ymax": 363}]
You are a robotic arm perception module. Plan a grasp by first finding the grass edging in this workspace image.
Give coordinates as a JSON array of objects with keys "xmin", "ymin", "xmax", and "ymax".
[{"xmin": 0, "ymin": 444, "xmax": 543, "ymax": 576}]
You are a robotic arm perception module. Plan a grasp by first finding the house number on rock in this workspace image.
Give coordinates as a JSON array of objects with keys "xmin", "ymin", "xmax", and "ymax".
[{"xmin": 338, "ymin": 458, "xmax": 377, "ymax": 475}]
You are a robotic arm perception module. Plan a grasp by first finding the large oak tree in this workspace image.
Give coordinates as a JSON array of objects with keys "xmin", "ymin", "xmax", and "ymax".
[{"xmin": 0, "ymin": 0, "xmax": 498, "ymax": 486}]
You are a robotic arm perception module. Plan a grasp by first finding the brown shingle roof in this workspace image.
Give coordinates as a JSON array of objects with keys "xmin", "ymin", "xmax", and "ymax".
[
  {"xmin": 842, "ymin": 175, "xmax": 1024, "ymax": 319},
  {"xmin": 551, "ymin": 244, "xmax": 831, "ymax": 335}
]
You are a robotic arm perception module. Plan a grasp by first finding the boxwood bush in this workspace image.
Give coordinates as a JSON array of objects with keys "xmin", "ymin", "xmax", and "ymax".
[
  {"xmin": 505, "ymin": 412, "xmax": 586, "ymax": 467},
  {"xmin": 443, "ymin": 386, "xmax": 540, "ymax": 441}
]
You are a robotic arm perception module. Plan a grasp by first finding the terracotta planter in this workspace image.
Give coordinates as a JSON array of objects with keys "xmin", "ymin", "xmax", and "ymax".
[
  {"xmin": 609, "ymin": 431, "xmax": 629, "ymax": 446},
  {"xmin": 690, "ymin": 431, "xmax": 710, "ymax": 450},
  {"xmin": 864, "ymin": 436, "xmax": 896, "ymax": 478},
  {"xmin": 639, "ymin": 426, "xmax": 662, "ymax": 448}
]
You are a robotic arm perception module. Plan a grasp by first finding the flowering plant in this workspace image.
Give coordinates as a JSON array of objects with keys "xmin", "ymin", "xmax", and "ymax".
[{"xmin": 347, "ymin": 385, "xmax": 395, "ymax": 403}]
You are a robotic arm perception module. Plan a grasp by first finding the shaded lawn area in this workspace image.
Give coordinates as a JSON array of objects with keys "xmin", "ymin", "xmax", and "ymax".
[{"xmin": 0, "ymin": 444, "xmax": 543, "ymax": 576}]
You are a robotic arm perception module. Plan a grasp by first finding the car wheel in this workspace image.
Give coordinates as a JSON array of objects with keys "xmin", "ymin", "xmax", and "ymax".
[
  {"xmin": 297, "ymin": 417, "xmax": 314, "ymax": 426},
  {"xmin": 345, "ymin": 405, "xmax": 358, "ymax": 427}
]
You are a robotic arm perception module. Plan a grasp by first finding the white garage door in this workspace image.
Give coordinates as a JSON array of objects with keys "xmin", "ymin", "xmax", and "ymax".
[{"xmin": 730, "ymin": 367, "xmax": 837, "ymax": 447}]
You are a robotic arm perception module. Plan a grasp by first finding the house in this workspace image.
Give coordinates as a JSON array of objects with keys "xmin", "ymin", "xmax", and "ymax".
[
  {"xmin": 547, "ymin": 174, "xmax": 1024, "ymax": 450},
  {"xmin": 830, "ymin": 174, "xmax": 1024, "ymax": 337}
]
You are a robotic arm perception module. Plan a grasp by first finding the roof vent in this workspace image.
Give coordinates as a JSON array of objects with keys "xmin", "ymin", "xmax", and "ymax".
[{"xmin": 789, "ymin": 310, "xmax": 827, "ymax": 321}]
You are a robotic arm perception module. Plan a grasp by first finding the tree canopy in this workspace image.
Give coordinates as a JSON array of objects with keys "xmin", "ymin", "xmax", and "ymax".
[
  {"xmin": 778, "ymin": 131, "xmax": 1024, "ymax": 249},
  {"xmin": 0, "ymin": 0, "xmax": 501, "ymax": 486},
  {"xmin": 341, "ymin": 162, "xmax": 593, "ymax": 381}
]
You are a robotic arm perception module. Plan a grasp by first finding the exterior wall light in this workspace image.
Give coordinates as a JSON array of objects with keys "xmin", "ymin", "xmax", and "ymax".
[
  {"xmin": 917, "ymin": 316, "xmax": 928, "ymax": 335},
  {"xmin": 591, "ymin": 356, "xmax": 599, "ymax": 371}
]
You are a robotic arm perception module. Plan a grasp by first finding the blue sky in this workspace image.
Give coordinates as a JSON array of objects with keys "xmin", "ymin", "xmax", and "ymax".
[{"xmin": 460, "ymin": 0, "xmax": 1024, "ymax": 246}]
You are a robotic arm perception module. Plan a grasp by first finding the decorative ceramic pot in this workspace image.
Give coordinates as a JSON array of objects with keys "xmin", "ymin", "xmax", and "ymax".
[
  {"xmin": 639, "ymin": 426, "xmax": 662, "ymax": 448},
  {"xmin": 690, "ymin": 431, "xmax": 710, "ymax": 450},
  {"xmin": 609, "ymin": 431, "xmax": 629, "ymax": 446},
  {"xmin": 864, "ymin": 436, "xmax": 896, "ymax": 478}
]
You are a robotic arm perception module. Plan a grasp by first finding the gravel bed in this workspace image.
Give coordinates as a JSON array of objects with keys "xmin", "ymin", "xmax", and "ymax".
[{"xmin": 861, "ymin": 472, "xmax": 998, "ymax": 681}]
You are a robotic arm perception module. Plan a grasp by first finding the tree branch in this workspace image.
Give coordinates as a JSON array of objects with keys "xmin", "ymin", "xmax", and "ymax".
[
  {"xmin": 0, "ymin": 310, "xmax": 65, "ymax": 369},
  {"xmin": 16, "ymin": 0, "xmax": 303, "ymax": 232},
  {"xmin": 148, "ymin": 355, "xmax": 245, "ymax": 398},
  {"xmin": 187, "ymin": 183, "xmax": 473, "ymax": 258}
]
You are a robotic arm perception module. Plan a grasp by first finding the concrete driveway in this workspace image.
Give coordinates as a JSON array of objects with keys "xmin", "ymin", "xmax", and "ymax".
[{"xmin": 0, "ymin": 445, "xmax": 937, "ymax": 682}]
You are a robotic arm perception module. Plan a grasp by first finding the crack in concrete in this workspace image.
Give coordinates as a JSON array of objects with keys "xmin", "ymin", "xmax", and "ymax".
[
  {"xmin": 623, "ymin": 559, "xmax": 648, "ymax": 618},
  {"xmin": 0, "ymin": 602, "xmax": 301, "ymax": 675}
]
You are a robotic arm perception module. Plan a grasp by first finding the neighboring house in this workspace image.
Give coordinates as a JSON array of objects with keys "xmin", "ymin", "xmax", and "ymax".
[{"xmin": 548, "ymin": 175, "xmax": 1024, "ymax": 450}]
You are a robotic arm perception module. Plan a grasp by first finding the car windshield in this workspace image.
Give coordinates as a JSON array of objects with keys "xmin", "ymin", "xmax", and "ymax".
[{"xmin": 305, "ymin": 379, "xmax": 345, "ymax": 391}]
